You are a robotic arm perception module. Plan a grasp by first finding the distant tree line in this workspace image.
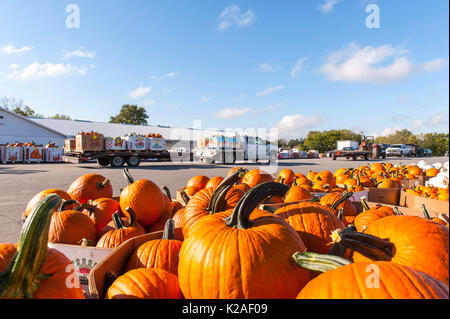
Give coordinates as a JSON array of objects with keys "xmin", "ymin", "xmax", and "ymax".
[
  {"xmin": 278, "ymin": 129, "xmax": 449, "ymax": 156},
  {"xmin": 1, "ymin": 97, "xmax": 72, "ymax": 120}
]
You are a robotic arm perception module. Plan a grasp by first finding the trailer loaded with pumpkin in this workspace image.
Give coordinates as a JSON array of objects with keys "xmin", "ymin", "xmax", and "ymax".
[
  {"xmin": 63, "ymin": 131, "xmax": 170, "ymax": 167},
  {"xmin": 1, "ymin": 161, "xmax": 449, "ymax": 299}
]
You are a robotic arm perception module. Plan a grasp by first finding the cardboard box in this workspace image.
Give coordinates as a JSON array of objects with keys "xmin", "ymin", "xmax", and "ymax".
[
  {"xmin": 124, "ymin": 136, "xmax": 146, "ymax": 151},
  {"xmin": 48, "ymin": 242, "xmax": 112, "ymax": 298},
  {"xmin": 399, "ymin": 179, "xmax": 420, "ymax": 188},
  {"xmin": 23, "ymin": 146, "xmax": 45, "ymax": 162},
  {"xmin": 418, "ymin": 175, "xmax": 431, "ymax": 186},
  {"xmin": 399, "ymin": 190, "xmax": 449, "ymax": 214},
  {"xmin": 312, "ymin": 189, "xmax": 368, "ymax": 202},
  {"xmin": 88, "ymin": 231, "xmax": 164, "ymax": 299},
  {"xmin": 147, "ymin": 137, "xmax": 166, "ymax": 151},
  {"xmin": 65, "ymin": 139, "xmax": 75, "ymax": 150},
  {"xmin": 2, "ymin": 145, "xmax": 23, "ymax": 162},
  {"xmin": 45, "ymin": 147, "xmax": 63, "ymax": 162},
  {"xmin": 364, "ymin": 187, "xmax": 401, "ymax": 206},
  {"xmin": 76, "ymin": 134, "xmax": 104, "ymax": 152},
  {"xmin": 105, "ymin": 137, "xmax": 127, "ymax": 150}
]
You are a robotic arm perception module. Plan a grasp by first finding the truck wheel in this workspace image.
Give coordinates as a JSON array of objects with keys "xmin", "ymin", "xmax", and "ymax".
[
  {"xmin": 111, "ymin": 156, "xmax": 125, "ymax": 168},
  {"xmin": 364, "ymin": 154, "xmax": 369, "ymax": 161},
  {"xmin": 97, "ymin": 157, "xmax": 110, "ymax": 167},
  {"xmin": 352, "ymin": 155, "xmax": 357, "ymax": 161},
  {"xmin": 126, "ymin": 156, "xmax": 141, "ymax": 167}
]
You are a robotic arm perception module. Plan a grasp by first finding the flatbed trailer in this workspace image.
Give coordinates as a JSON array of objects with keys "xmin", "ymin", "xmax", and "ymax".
[
  {"xmin": 63, "ymin": 149, "xmax": 171, "ymax": 167},
  {"xmin": 331, "ymin": 149, "xmax": 386, "ymax": 161}
]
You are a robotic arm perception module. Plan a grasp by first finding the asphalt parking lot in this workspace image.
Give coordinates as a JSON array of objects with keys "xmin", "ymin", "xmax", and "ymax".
[{"xmin": 0, "ymin": 156, "xmax": 447, "ymax": 243}]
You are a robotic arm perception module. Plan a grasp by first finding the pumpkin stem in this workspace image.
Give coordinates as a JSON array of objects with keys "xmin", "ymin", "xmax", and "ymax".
[
  {"xmin": 112, "ymin": 211, "xmax": 126, "ymax": 230},
  {"xmin": 330, "ymin": 190, "xmax": 353, "ymax": 211},
  {"xmin": 331, "ymin": 227, "xmax": 394, "ymax": 261},
  {"xmin": 393, "ymin": 207, "xmax": 403, "ymax": 216},
  {"xmin": 123, "ymin": 207, "xmax": 137, "ymax": 227},
  {"xmin": 162, "ymin": 219, "xmax": 175, "ymax": 240},
  {"xmin": 78, "ymin": 238, "xmax": 96, "ymax": 246},
  {"xmin": 59, "ymin": 199, "xmax": 79, "ymax": 212},
  {"xmin": 99, "ymin": 178, "xmax": 110, "ymax": 190},
  {"xmin": 0, "ymin": 194, "xmax": 62, "ymax": 299},
  {"xmin": 73, "ymin": 203, "xmax": 97, "ymax": 216},
  {"xmin": 421, "ymin": 204, "xmax": 431, "ymax": 220},
  {"xmin": 225, "ymin": 182, "xmax": 289, "ymax": 229},
  {"xmin": 292, "ymin": 177, "xmax": 298, "ymax": 187},
  {"xmin": 163, "ymin": 186, "xmax": 172, "ymax": 202},
  {"xmin": 123, "ymin": 168, "xmax": 135, "ymax": 185},
  {"xmin": 360, "ymin": 196, "xmax": 370, "ymax": 211},
  {"xmin": 292, "ymin": 252, "xmax": 352, "ymax": 273},
  {"xmin": 207, "ymin": 170, "xmax": 243, "ymax": 212},
  {"xmin": 337, "ymin": 208, "xmax": 344, "ymax": 221},
  {"xmin": 180, "ymin": 190, "xmax": 190, "ymax": 205}
]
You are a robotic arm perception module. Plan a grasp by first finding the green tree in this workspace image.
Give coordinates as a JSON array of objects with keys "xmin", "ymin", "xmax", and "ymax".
[
  {"xmin": 12, "ymin": 105, "xmax": 43, "ymax": 117},
  {"xmin": 421, "ymin": 133, "xmax": 449, "ymax": 156},
  {"xmin": 51, "ymin": 114, "xmax": 72, "ymax": 120},
  {"xmin": 109, "ymin": 104, "xmax": 149, "ymax": 125}
]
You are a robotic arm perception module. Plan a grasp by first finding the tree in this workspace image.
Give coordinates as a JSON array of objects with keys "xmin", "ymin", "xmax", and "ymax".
[
  {"xmin": 109, "ymin": 104, "xmax": 149, "ymax": 125},
  {"xmin": 51, "ymin": 114, "xmax": 72, "ymax": 120},
  {"xmin": 12, "ymin": 105, "xmax": 43, "ymax": 117},
  {"xmin": 1, "ymin": 97, "xmax": 23, "ymax": 110}
]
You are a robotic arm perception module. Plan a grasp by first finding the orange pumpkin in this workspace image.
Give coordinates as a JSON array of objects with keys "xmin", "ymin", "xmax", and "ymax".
[
  {"xmin": 120, "ymin": 168, "xmax": 166, "ymax": 228},
  {"xmin": 241, "ymin": 169, "xmax": 273, "ymax": 188},
  {"xmin": 205, "ymin": 176, "xmax": 224, "ymax": 189},
  {"xmin": 22, "ymin": 188, "xmax": 73, "ymax": 221},
  {"xmin": 186, "ymin": 175, "xmax": 210, "ymax": 189},
  {"xmin": 67, "ymin": 173, "xmax": 113, "ymax": 204},
  {"xmin": 278, "ymin": 169, "xmax": 296, "ymax": 186},
  {"xmin": 80, "ymin": 197, "xmax": 120, "ymax": 235}
]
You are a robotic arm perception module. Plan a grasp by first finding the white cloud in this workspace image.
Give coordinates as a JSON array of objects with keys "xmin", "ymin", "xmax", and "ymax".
[
  {"xmin": 420, "ymin": 58, "xmax": 448, "ymax": 72},
  {"xmin": 63, "ymin": 48, "xmax": 95, "ymax": 59},
  {"xmin": 166, "ymin": 72, "xmax": 178, "ymax": 78},
  {"xmin": 319, "ymin": 0, "xmax": 341, "ymax": 14},
  {"xmin": 1, "ymin": 43, "xmax": 34, "ymax": 55},
  {"xmin": 201, "ymin": 97, "xmax": 211, "ymax": 103},
  {"xmin": 427, "ymin": 111, "xmax": 447, "ymax": 126},
  {"xmin": 411, "ymin": 120, "xmax": 423, "ymax": 131},
  {"xmin": 273, "ymin": 114, "xmax": 325, "ymax": 136},
  {"xmin": 213, "ymin": 107, "xmax": 252, "ymax": 119},
  {"xmin": 128, "ymin": 85, "xmax": 151, "ymax": 99},
  {"xmin": 217, "ymin": 4, "xmax": 255, "ymax": 30},
  {"xmin": 290, "ymin": 57, "xmax": 308, "ymax": 78},
  {"xmin": 258, "ymin": 62, "xmax": 279, "ymax": 72},
  {"xmin": 256, "ymin": 85, "xmax": 284, "ymax": 96},
  {"xmin": 6, "ymin": 62, "xmax": 89, "ymax": 80},
  {"xmin": 320, "ymin": 42, "xmax": 448, "ymax": 84}
]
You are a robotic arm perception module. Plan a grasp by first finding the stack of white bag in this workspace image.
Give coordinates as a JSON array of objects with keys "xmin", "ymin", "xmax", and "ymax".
[{"xmin": 416, "ymin": 159, "xmax": 450, "ymax": 189}]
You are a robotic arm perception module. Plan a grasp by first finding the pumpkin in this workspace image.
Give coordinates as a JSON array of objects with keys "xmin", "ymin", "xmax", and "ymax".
[
  {"xmin": 80, "ymin": 198, "xmax": 120, "ymax": 235},
  {"xmin": 278, "ymin": 169, "xmax": 296, "ymax": 186},
  {"xmin": 205, "ymin": 176, "xmax": 224, "ymax": 189},
  {"xmin": 126, "ymin": 219, "xmax": 182, "ymax": 275},
  {"xmin": 0, "ymin": 195, "xmax": 85, "ymax": 299},
  {"xmin": 232, "ymin": 183, "xmax": 250, "ymax": 194},
  {"xmin": 120, "ymin": 168, "xmax": 166, "ymax": 227},
  {"xmin": 421, "ymin": 204, "xmax": 448, "ymax": 226},
  {"xmin": 178, "ymin": 182, "xmax": 310, "ymax": 299},
  {"xmin": 67, "ymin": 173, "xmax": 113, "ymax": 204},
  {"xmin": 184, "ymin": 186, "xmax": 202, "ymax": 197},
  {"xmin": 334, "ymin": 217, "xmax": 449, "ymax": 285},
  {"xmin": 186, "ymin": 175, "xmax": 210, "ymax": 190},
  {"xmin": 283, "ymin": 181, "xmax": 313, "ymax": 203},
  {"xmin": 294, "ymin": 252, "xmax": 449, "ymax": 299},
  {"xmin": 274, "ymin": 202, "xmax": 344, "ymax": 253},
  {"xmin": 377, "ymin": 178, "xmax": 398, "ymax": 189},
  {"xmin": 353, "ymin": 197, "xmax": 396, "ymax": 232},
  {"xmin": 96, "ymin": 209, "xmax": 146, "ymax": 249},
  {"xmin": 181, "ymin": 170, "xmax": 245, "ymax": 238},
  {"xmin": 22, "ymin": 189, "xmax": 73, "ymax": 221},
  {"xmin": 106, "ymin": 268, "xmax": 182, "ymax": 299},
  {"xmin": 241, "ymin": 169, "xmax": 274, "ymax": 188},
  {"xmin": 370, "ymin": 163, "xmax": 385, "ymax": 174},
  {"xmin": 171, "ymin": 208, "xmax": 185, "ymax": 241},
  {"xmin": 319, "ymin": 191, "xmax": 357, "ymax": 226},
  {"xmin": 426, "ymin": 168, "xmax": 440, "ymax": 177},
  {"xmin": 48, "ymin": 203, "xmax": 97, "ymax": 245},
  {"xmin": 162, "ymin": 186, "xmax": 183, "ymax": 216},
  {"xmin": 306, "ymin": 171, "xmax": 318, "ymax": 182}
]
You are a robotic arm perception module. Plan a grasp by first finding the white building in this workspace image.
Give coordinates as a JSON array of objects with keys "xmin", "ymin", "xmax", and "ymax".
[{"xmin": 0, "ymin": 108, "xmax": 66, "ymax": 147}]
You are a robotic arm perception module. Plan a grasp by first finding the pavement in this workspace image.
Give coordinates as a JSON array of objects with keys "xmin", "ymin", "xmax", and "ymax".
[{"xmin": 0, "ymin": 156, "xmax": 446, "ymax": 243}]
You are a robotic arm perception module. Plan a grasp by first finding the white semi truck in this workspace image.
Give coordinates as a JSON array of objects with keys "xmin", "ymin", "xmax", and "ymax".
[{"xmin": 194, "ymin": 135, "xmax": 278, "ymax": 164}]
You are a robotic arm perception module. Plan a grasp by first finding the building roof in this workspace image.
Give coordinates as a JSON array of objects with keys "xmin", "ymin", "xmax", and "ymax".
[
  {"xmin": 0, "ymin": 108, "xmax": 67, "ymax": 138},
  {"xmin": 27, "ymin": 117, "xmax": 232, "ymax": 141}
]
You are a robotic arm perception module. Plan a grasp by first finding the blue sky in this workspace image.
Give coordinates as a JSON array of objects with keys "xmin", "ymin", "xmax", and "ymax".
[{"xmin": 0, "ymin": 0, "xmax": 448, "ymax": 138}]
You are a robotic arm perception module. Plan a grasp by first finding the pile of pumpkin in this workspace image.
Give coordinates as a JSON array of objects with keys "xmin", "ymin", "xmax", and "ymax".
[
  {"xmin": 1, "ymin": 166, "xmax": 448, "ymax": 299},
  {"xmin": 404, "ymin": 185, "xmax": 449, "ymax": 201}
]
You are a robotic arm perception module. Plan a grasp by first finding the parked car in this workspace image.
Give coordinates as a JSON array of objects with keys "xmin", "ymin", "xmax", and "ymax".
[
  {"xmin": 424, "ymin": 148, "xmax": 433, "ymax": 157},
  {"xmin": 405, "ymin": 144, "xmax": 424, "ymax": 157},
  {"xmin": 386, "ymin": 144, "xmax": 413, "ymax": 157}
]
